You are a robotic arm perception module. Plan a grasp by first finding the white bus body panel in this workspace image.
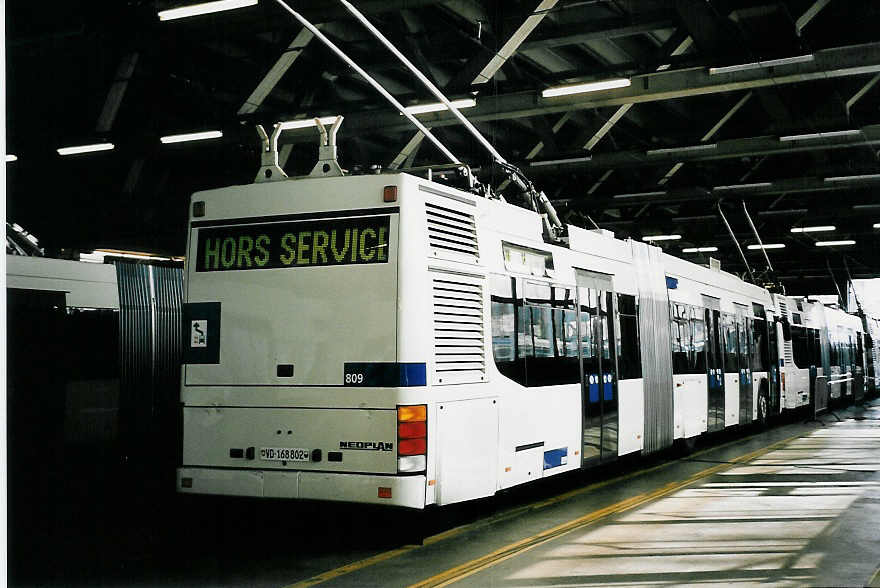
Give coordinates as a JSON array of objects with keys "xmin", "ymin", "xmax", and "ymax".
[
  {"xmin": 435, "ymin": 397, "xmax": 498, "ymax": 505},
  {"xmin": 724, "ymin": 373, "xmax": 740, "ymax": 426},
  {"xmin": 617, "ymin": 379, "xmax": 644, "ymax": 455},
  {"xmin": 182, "ymin": 407, "xmax": 398, "ymax": 473},
  {"xmin": 677, "ymin": 374, "xmax": 708, "ymax": 438},
  {"xmin": 177, "ymin": 468, "xmax": 426, "ymax": 508},
  {"xmin": 6, "ymin": 255, "xmax": 119, "ymax": 309}
]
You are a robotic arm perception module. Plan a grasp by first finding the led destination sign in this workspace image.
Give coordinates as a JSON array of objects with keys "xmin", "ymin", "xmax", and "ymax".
[{"xmin": 196, "ymin": 215, "xmax": 390, "ymax": 272}]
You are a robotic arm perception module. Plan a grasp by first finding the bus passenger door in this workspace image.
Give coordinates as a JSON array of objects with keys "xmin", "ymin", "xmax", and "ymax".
[
  {"xmin": 577, "ymin": 279, "xmax": 618, "ymax": 464},
  {"xmin": 739, "ymin": 317, "xmax": 753, "ymax": 424},
  {"xmin": 578, "ymin": 287, "xmax": 601, "ymax": 464},
  {"xmin": 600, "ymin": 291, "xmax": 618, "ymax": 461},
  {"xmin": 705, "ymin": 308, "xmax": 725, "ymax": 432}
]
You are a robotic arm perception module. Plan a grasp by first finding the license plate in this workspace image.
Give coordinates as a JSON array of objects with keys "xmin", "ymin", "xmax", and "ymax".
[{"xmin": 259, "ymin": 447, "xmax": 310, "ymax": 462}]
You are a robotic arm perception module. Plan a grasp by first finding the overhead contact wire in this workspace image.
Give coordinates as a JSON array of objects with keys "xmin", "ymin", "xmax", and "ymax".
[
  {"xmin": 269, "ymin": 0, "xmax": 461, "ymax": 166},
  {"xmin": 336, "ymin": 0, "xmax": 509, "ymax": 166}
]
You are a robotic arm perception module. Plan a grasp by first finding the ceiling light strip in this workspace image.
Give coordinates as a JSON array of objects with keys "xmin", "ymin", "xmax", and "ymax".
[
  {"xmin": 713, "ymin": 182, "xmax": 772, "ymax": 190},
  {"xmin": 542, "ymin": 78, "xmax": 631, "ymax": 98},
  {"xmin": 825, "ymin": 173, "xmax": 880, "ymax": 182},
  {"xmin": 159, "ymin": 0, "xmax": 258, "ymax": 21},
  {"xmin": 682, "ymin": 246, "xmax": 718, "ymax": 253},
  {"xmin": 646, "ymin": 143, "xmax": 717, "ymax": 156},
  {"xmin": 277, "ymin": 116, "xmax": 340, "ymax": 130},
  {"xmin": 613, "ymin": 191, "xmax": 666, "ymax": 199},
  {"xmin": 160, "ymin": 130, "xmax": 223, "ymax": 144},
  {"xmin": 642, "ymin": 234, "xmax": 681, "ymax": 242},
  {"xmin": 779, "ymin": 129, "xmax": 861, "ymax": 142},
  {"xmin": 401, "ymin": 98, "xmax": 476, "ymax": 115},
  {"xmin": 790, "ymin": 225, "xmax": 835, "ymax": 233},
  {"xmin": 747, "ymin": 243, "xmax": 785, "ymax": 250},
  {"xmin": 815, "ymin": 240, "xmax": 856, "ymax": 247},
  {"xmin": 57, "ymin": 143, "xmax": 115, "ymax": 156},
  {"xmin": 530, "ymin": 156, "xmax": 591, "ymax": 167}
]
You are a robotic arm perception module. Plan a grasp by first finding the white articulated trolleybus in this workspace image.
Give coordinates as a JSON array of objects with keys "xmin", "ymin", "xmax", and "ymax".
[
  {"xmin": 175, "ymin": 169, "xmax": 873, "ymax": 508},
  {"xmin": 177, "ymin": 0, "xmax": 876, "ymax": 508}
]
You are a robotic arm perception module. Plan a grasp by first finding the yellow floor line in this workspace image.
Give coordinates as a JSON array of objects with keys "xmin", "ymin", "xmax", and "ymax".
[
  {"xmin": 408, "ymin": 434, "xmax": 800, "ymax": 588},
  {"xmin": 281, "ymin": 429, "xmax": 799, "ymax": 588},
  {"xmin": 282, "ymin": 545, "xmax": 421, "ymax": 588}
]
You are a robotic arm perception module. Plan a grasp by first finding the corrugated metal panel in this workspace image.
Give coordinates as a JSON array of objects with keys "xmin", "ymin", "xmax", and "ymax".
[
  {"xmin": 630, "ymin": 240, "xmax": 674, "ymax": 454},
  {"xmin": 115, "ymin": 262, "xmax": 183, "ymax": 461}
]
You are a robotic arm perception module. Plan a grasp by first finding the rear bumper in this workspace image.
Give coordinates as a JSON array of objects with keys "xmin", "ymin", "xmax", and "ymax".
[{"xmin": 176, "ymin": 467, "xmax": 426, "ymax": 509}]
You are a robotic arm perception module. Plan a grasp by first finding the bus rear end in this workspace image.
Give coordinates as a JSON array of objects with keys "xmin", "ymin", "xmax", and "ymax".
[{"xmin": 177, "ymin": 173, "xmax": 428, "ymax": 508}]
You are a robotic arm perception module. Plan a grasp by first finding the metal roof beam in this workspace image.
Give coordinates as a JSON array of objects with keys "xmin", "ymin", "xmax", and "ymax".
[
  {"xmin": 331, "ymin": 42, "xmax": 880, "ymax": 137},
  {"xmin": 529, "ymin": 122, "xmax": 880, "ymax": 173},
  {"xmin": 657, "ymin": 90, "xmax": 753, "ymax": 185},
  {"xmin": 590, "ymin": 174, "xmax": 880, "ymax": 205},
  {"xmin": 846, "ymin": 72, "xmax": 880, "ymax": 117},
  {"xmin": 474, "ymin": 0, "xmax": 558, "ymax": 84},
  {"xmin": 96, "ymin": 52, "xmax": 139, "ymax": 133},
  {"xmin": 238, "ymin": 26, "xmax": 316, "ymax": 115},
  {"xmin": 520, "ymin": 17, "xmax": 676, "ymax": 51}
]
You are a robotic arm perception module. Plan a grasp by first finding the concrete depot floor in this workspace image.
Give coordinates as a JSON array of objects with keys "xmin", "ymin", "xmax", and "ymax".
[{"xmin": 9, "ymin": 398, "xmax": 880, "ymax": 588}]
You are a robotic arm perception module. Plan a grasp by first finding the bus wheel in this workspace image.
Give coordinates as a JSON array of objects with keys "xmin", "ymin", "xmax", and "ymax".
[{"xmin": 757, "ymin": 391, "xmax": 770, "ymax": 429}]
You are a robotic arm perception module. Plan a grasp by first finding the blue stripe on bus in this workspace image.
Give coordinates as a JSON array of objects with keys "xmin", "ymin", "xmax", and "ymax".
[
  {"xmin": 343, "ymin": 362, "xmax": 427, "ymax": 387},
  {"xmin": 543, "ymin": 447, "xmax": 568, "ymax": 470}
]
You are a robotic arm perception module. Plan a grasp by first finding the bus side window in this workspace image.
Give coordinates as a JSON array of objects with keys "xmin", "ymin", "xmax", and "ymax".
[
  {"xmin": 751, "ymin": 318, "xmax": 768, "ymax": 372},
  {"xmin": 723, "ymin": 314, "xmax": 738, "ymax": 372},
  {"xmin": 691, "ymin": 307, "xmax": 707, "ymax": 374},
  {"xmin": 490, "ymin": 275, "xmax": 526, "ymax": 385},
  {"xmin": 671, "ymin": 304, "xmax": 689, "ymax": 374},
  {"xmin": 616, "ymin": 294, "xmax": 642, "ymax": 380}
]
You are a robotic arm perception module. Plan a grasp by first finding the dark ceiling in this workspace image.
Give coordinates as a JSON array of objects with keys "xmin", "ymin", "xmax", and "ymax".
[{"xmin": 7, "ymin": 0, "xmax": 880, "ymax": 294}]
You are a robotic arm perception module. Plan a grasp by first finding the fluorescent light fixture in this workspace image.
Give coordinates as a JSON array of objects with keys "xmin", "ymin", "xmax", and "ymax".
[
  {"xmin": 874, "ymin": 223, "xmax": 880, "ymax": 229},
  {"xmin": 81, "ymin": 248, "xmax": 179, "ymax": 264},
  {"xmin": 401, "ymin": 98, "xmax": 476, "ymax": 115},
  {"xmin": 709, "ymin": 54, "xmax": 813, "ymax": 75},
  {"xmin": 758, "ymin": 208, "xmax": 808, "ymax": 216},
  {"xmin": 853, "ymin": 204, "xmax": 880, "ymax": 210},
  {"xmin": 613, "ymin": 190, "xmax": 666, "ymax": 199},
  {"xmin": 713, "ymin": 182, "xmax": 772, "ymax": 190},
  {"xmin": 158, "ymin": 0, "xmax": 258, "ymax": 21},
  {"xmin": 779, "ymin": 129, "xmax": 861, "ymax": 142},
  {"xmin": 815, "ymin": 240, "xmax": 855, "ymax": 247},
  {"xmin": 542, "ymin": 78, "xmax": 630, "ymax": 98},
  {"xmin": 160, "ymin": 130, "xmax": 223, "ymax": 144},
  {"xmin": 673, "ymin": 215, "xmax": 716, "ymax": 222},
  {"xmin": 5, "ymin": 154, "xmax": 17, "ymax": 162},
  {"xmin": 747, "ymin": 243, "xmax": 785, "ymax": 250},
  {"xmin": 825, "ymin": 173, "xmax": 880, "ymax": 182},
  {"xmin": 277, "ymin": 116, "xmax": 340, "ymax": 130},
  {"xmin": 57, "ymin": 143, "xmax": 115, "ymax": 156},
  {"xmin": 530, "ymin": 156, "xmax": 591, "ymax": 167},
  {"xmin": 646, "ymin": 143, "xmax": 717, "ymax": 156},
  {"xmin": 682, "ymin": 247, "xmax": 718, "ymax": 253},
  {"xmin": 790, "ymin": 225, "xmax": 835, "ymax": 233},
  {"xmin": 642, "ymin": 234, "xmax": 681, "ymax": 242}
]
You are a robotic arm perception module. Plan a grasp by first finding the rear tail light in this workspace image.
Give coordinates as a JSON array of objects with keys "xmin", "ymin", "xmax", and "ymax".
[{"xmin": 397, "ymin": 404, "xmax": 426, "ymax": 473}]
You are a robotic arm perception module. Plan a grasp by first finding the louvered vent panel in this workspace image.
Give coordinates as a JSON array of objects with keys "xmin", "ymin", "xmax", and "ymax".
[
  {"xmin": 432, "ymin": 275, "xmax": 486, "ymax": 385},
  {"xmin": 426, "ymin": 202, "xmax": 479, "ymax": 263}
]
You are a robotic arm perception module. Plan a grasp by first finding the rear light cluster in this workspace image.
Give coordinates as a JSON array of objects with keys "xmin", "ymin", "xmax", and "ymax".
[{"xmin": 397, "ymin": 404, "xmax": 426, "ymax": 473}]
